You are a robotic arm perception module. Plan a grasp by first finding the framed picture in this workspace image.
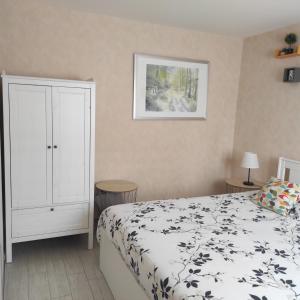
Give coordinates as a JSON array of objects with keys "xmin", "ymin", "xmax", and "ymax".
[{"xmin": 133, "ymin": 54, "xmax": 208, "ymax": 120}]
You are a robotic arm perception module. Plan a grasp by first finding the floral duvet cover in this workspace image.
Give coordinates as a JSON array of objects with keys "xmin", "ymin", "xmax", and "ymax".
[{"xmin": 97, "ymin": 191, "xmax": 300, "ymax": 300}]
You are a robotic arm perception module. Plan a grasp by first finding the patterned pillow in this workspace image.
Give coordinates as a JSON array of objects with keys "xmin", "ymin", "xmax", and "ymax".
[{"xmin": 254, "ymin": 177, "xmax": 300, "ymax": 216}]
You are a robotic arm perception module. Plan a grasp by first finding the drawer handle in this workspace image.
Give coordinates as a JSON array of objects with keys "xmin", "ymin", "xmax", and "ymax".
[{"xmin": 50, "ymin": 208, "xmax": 54, "ymax": 212}]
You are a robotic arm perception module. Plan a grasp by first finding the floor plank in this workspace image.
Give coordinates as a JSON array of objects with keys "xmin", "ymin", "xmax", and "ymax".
[
  {"xmin": 28, "ymin": 272, "xmax": 51, "ymax": 300},
  {"xmin": 52, "ymin": 297, "xmax": 72, "ymax": 300},
  {"xmin": 48, "ymin": 273, "xmax": 71, "ymax": 299},
  {"xmin": 45, "ymin": 248, "xmax": 71, "ymax": 299},
  {"xmin": 62, "ymin": 249, "xmax": 85, "ymax": 276},
  {"xmin": 78, "ymin": 249, "xmax": 101, "ymax": 280},
  {"xmin": 27, "ymin": 244, "xmax": 47, "ymax": 275},
  {"xmin": 68, "ymin": 273, "xmax": 94, "ymax": 300},
  {"xmin": 4, "ymin": 235, "xmax": 115, "ymax": 300},
  {"xmin": 96, "ymin": 271, "xmax": 115, "ymax": 300},
  {"xmin": 4, "ymin": 257, "xmax": 29, "ymax": 300},
  {"xmin": 88, "ymin": 278, "xmax": 105, "ymax": 300}
]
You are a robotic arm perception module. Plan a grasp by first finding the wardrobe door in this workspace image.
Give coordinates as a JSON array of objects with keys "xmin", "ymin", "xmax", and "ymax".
[
  {"xmin": 9, "ymin": 84, "xmax": 52, "ymax": 208},
  {"xmin": 52, "ymin": 87, "xmax": 90, "ymax": 204}
]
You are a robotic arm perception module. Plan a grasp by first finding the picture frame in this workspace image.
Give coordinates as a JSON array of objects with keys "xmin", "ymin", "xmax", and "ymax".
[{"xmin": 133, "ymin": 53, "xmax": 209, "ymax": 120}]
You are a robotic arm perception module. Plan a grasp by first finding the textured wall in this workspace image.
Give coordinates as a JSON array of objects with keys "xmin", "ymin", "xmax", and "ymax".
[
  {"xmin": 232, "ymin": 24, "xmax": 300, "ymax": 182},
  {"xmin": 0, "ymin": 0, "xmax": 243, "ymax": 201}
]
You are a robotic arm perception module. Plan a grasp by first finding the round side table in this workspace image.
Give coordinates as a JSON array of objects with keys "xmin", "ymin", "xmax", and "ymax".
[
  {"xmin": 95, "ymin": 180, "xmax": 138, "ymax": 216},
  {"xmin": 96, "ymin": 180, "xmax": 138, "ymax": 203},
  {"xmin": 225, "ymin": 178, "xmax": 264, "ymax": 193}
]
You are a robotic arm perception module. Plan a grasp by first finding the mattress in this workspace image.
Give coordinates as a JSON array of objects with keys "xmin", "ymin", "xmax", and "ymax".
[{"xmin": 97, "ymin": 191, "xmax": 300, "ymax": 300}]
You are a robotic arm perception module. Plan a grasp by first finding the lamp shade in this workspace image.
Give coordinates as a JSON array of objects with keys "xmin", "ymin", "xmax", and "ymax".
[{"xmin": 241, "ymin": 152, "xmax": 259, "ymax": 169}]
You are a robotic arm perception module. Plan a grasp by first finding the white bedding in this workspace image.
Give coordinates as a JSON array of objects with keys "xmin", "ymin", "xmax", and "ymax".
[{"xmin": 97, "ymin": 191, "xmax": 300, "ymax": 300}]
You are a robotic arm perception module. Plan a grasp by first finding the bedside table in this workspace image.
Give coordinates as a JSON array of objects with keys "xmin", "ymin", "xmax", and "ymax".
[
  {"xmin": 95, "ymin": 180, "xmax": 138, "ymax": 218},
  {"xmin": 96, "ymin": 180, "xmax": 138, "ymax": 203},
  {"xmin": 225, "ymin": 178, "xmax": 264, "ymax": 193}
]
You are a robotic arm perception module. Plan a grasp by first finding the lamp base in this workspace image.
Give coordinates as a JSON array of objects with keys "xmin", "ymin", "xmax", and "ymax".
[{"xmin": 243, "ymin": 181, "xmax": 254, "ymax": 186}]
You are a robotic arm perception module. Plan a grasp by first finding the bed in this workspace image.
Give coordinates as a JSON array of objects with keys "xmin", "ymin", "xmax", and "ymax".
[{"xmin": 97, "ymin": 158, "xmax": 300, "ymax": 300}]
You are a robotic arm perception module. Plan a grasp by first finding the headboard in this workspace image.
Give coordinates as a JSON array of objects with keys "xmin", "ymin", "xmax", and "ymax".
[{"xmin": 277, "ymin": 157, "xmax": 300, "ymax": 184}]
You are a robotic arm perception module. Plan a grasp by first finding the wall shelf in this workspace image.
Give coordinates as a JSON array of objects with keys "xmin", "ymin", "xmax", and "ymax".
[{"xmin": 275, "ymin": 45, "xmax": 300, "ymax": 58}]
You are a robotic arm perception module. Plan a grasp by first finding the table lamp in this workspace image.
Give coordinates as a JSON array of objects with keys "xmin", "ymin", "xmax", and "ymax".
[{"xmin": 241, "ymin": 152, "xmax": 259, "ymax": 186}]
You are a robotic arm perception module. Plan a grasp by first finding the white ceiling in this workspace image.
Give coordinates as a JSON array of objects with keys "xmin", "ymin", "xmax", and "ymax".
[{"xmin": 53, "ymin": 0, "xmax": 300, "ymax": 37}]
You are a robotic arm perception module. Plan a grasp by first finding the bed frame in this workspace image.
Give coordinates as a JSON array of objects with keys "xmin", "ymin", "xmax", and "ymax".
[
  {"xmin": 277, "ymin": 157, "xmax": 300, "ymax": 183},
  {"xmin": 99, "ymin": 228, "xmax": 149, "ymax": 300},
  {"xmin": 99, "ymin": 157, "xmax": 300, "ymax": 300}
]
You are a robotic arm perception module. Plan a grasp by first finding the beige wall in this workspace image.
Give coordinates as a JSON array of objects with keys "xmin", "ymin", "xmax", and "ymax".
[
  {"xmin": 232, "ymin": 24, "xmax": 300, "ymax": 182},
  {"xmin": 0, "ymin": 0, "xmax": 243, "ymax": 201}
]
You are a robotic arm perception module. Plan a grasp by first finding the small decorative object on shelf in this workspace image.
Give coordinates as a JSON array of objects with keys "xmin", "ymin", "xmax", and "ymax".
[
  {"xmin": 241, "ymin": 152, "xmax": 259, "ymax": 186},
  {"xmin": 275, "ymin": 33, "xmax": 300, "ymax": 58},
  {"xmin": 285, "ymin": 33, "xmax": 297, "ymax": 53},
  {"xmin": 283, "ymin": 67, "xmax": 300, "ymax": 82}
]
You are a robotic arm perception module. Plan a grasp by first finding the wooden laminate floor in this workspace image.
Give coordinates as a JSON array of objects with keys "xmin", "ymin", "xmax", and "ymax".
[{"xmin": 4, "ymin": 234, "xmax": 114, "ymax": 300}]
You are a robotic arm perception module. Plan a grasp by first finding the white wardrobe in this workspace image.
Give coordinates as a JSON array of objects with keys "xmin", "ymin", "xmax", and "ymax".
[{"xmin": 2, "ymin": 75, "xmax": 95, "ymax": 262}]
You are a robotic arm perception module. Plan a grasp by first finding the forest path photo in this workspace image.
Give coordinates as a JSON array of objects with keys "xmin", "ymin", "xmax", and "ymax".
[{"xmin": 146, "ymin": 64, "xmax": 198, "ymax": 112}]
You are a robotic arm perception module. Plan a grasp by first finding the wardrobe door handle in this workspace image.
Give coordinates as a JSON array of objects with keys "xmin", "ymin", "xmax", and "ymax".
[
  {"xmin": 53, "ymin": 145, "xmax": 58, "ymax": 149},
  {"xmin": 47, "ymin": 146, "xmax": 52, "ymax": 149}
]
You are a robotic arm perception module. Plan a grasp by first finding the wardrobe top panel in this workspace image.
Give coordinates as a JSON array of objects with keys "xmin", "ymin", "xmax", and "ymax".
[{"xmin": 1, "ymin": 74, "xmax": 96, "ymax": 89}]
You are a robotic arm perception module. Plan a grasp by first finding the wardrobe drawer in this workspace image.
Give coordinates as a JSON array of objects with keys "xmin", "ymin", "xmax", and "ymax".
[{"xmin": 12, "ymin": 203, "xmax": 89, "ymax": 238}]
